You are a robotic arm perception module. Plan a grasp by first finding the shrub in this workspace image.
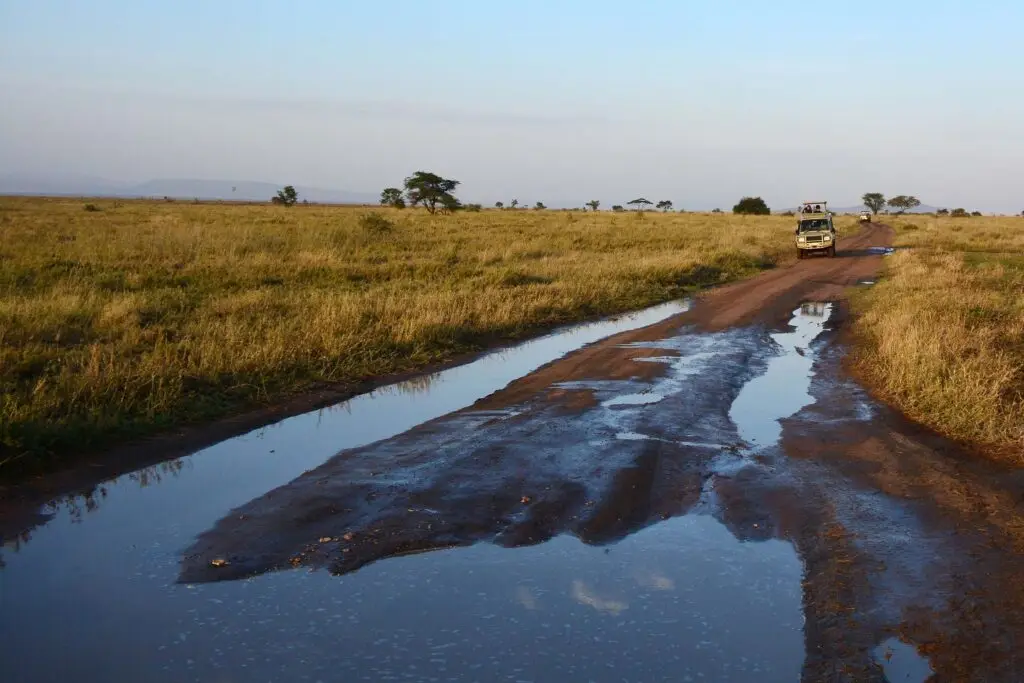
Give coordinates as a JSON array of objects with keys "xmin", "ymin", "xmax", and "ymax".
[
  {"xmin": 463, "ymin": 203, "xmax": 483, "ymax": 212},
  {"xmin": 358, "ymin": 213, "xmax": 395, "ymax": 235},
  {"xmin": 732, "ymin": 196, "xmax": 770, "ymax": 215},
  {"xmin": 83, "ymin": 203, "xmax": 101, "ymax": 212}
]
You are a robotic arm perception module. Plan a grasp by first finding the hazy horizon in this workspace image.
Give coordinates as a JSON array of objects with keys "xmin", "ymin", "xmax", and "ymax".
[{"xmin": 2, "ymin": 1, "xmax": 1022, "ymax": 212}]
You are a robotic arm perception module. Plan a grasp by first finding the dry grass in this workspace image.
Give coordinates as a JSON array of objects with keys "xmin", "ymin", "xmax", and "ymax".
[
  {"xmin": 0, "ymin": 197, "xmax": 824, "ymax": 475},
  {"xmin": 851, "ymin": 215, "xmax": 1024, "ymax": 463}
]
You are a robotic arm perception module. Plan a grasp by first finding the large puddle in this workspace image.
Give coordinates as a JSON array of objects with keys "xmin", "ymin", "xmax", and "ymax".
[
  {"xmin": 729, "ymin": 302, "xmax": 833, "ymax": 450},
  {"xmin": 0, "ymin": 297, "xmax": 920, "ymax": 681}
]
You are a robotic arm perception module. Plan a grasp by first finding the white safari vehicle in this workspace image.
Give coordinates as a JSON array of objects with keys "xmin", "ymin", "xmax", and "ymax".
[
  {"xmin": 795, "ymin": 201, "xmax": 837, "ymax": 259},
  {"xmin": 859, "ymin": 210, "xmax": 871, "ymax": 223}
]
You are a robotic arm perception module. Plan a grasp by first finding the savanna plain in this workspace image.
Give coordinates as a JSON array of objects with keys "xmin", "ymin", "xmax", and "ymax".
[{"xmin": 1, "ymin": 196, "xmax": 1021, "ymax": 479}]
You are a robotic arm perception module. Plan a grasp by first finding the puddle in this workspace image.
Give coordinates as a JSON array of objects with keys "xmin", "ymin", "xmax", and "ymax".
[
  {"xmin": 728, "ymin": 302, "xmax": 833, "ymax": 450},
  {"xmin": 2, "ymin": 511, "xmax": 805, "ymax": 682},
  {"xmin": 873, "ymin": 638, "xmax": 933, "ymax": 682},
  {"xmin": 0, "ymin": 299, "xmax": 704, "ymax": 682}
]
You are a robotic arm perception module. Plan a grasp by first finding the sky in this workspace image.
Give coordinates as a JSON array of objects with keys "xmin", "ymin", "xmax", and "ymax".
[{"xmin": 1, "ymin": 0, "xmax": 1022, "ymax": 211}]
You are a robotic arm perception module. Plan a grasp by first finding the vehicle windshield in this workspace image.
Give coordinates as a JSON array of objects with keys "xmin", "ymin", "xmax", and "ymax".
[{"xmin": 799, "ymin": 219, "xmax": 830, "ymax": 232}]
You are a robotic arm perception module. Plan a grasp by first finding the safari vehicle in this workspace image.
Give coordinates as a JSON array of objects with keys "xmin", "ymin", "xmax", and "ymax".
[
  {"xmin": 859, "ymin": 210, "xmax": 871, "ymax": 223},
  {"xmin": 795, "ymin": 200, "xmax": 836, "ymax": 259}
]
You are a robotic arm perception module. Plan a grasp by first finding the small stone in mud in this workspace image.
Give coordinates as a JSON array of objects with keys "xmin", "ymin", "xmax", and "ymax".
[
  {"xmin": 319, "ymin": 537, "xmax": 332, "ymax": 543},
  {"xmin": 210, "ymin": 558, "xmax": 230, "ymax": 568},
  {"xmin": 342, "ymin": 532, "xmax": 354, "ymax": 541},
  {"xmin": 521, "ymin": 496, "xmax": 532, "ymax": 504}
]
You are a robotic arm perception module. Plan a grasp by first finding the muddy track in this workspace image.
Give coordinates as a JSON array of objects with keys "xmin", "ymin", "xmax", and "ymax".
[{"xmin": 173, "ymin": 223, "xmax": 1024, "ymax": 681}]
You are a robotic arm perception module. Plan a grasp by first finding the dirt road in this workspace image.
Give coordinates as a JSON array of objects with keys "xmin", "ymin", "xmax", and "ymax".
[
  {"xmin": 172, "ymin": 223, "xmax": 1024, "ymax": 679},
  {"xmin": 172, "ymin": 223, "xmax": 1024, "ymax": 681}
]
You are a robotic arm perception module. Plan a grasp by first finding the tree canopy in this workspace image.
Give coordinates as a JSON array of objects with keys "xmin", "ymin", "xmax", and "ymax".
[
  {"xmin": 862, "ymin": 193, "xmax": 886, "ymax": 215},
  {"xmin": 656, "ymin": 200, "xmax": 673, "ymax": 212},
  {"xmin": 586, "ymin": 200, "xmax": 600, "ymax": 212},
  {"xmin": 732, "ymin": 196, "xmax": 770, "ymax": 215},
  {"xmin": 403, "ymin": 171, "xmax": 460, "ymax": 214},
  {"xmin": 887, "ymin": 195, "xmax": 921, "ymax": 215},
  {"xmin": 380, "ymin": 187, "xmax": 405, "ymax": 209},
  {"xmin": 273, "ymin": 185, "xmax": 298, "ymax": 207}
]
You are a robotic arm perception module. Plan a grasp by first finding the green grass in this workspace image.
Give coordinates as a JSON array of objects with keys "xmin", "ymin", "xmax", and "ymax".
[
  {"xmin": 851, "ymin": 216, "xmax": 1024, "ymax": 464},
  {"xmin": 1, "ymin": 197, "xmax": 831, "ymax": 477}
]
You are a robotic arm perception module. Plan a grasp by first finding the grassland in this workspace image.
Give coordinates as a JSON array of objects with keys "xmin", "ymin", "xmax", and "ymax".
[
  {"xmin": 851, "ymin": 215, "xmax": 1024, "ymax": 464},
  {"xmin": 1, "ymin": 197, "xmax": 829, "ymax": 476}
]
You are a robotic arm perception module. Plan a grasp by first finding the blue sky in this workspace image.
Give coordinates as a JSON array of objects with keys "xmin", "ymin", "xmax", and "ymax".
[{"xmin": 2, "ymin": 0, "xmax": 1022, "ymax": 210}]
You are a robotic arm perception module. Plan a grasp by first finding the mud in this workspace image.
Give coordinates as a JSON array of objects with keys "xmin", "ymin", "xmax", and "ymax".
[{"xmin": 5, "ymin": 223, "xmax": 1024, "ymax": 682}]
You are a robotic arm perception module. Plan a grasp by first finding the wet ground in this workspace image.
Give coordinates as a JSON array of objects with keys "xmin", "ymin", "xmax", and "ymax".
[{"xmin": 3, "ymin": 224, "xmax": 1024, "ymax": 682}]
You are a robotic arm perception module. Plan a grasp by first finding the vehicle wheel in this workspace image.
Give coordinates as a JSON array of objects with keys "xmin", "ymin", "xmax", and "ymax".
[
  {"xmin": 797, "ymin": 250, "xmax": 803, "ymax": 260},
  {"xmin": 829, "ymin": 246, "xmax": 837, "ymax": 258}
]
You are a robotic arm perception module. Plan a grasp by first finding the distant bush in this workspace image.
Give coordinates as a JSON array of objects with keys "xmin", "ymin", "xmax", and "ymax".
[
  {"xmin": 937, "ymin": 208, "xmax": 950, "ymax": 216},
  {"xmin": 359, "ymin": 213, "xmax": 395, "ymax": 235},
  {"xmin": 781, "ymin": 210, "xmax": 795, "ymax": 216},
  {"xmin": 273, "ymin": 185, "xmax": 298, "ymax": 207},
  {"xmin": 380, "ymin": 187, "xmax": 406, "ymax": 209},
  {"xmin": 951, "ymin": 208, "xmax": 969, "ymax": 218},
  {"xmin": 83, "ymin": 203, "xmax": 101, "ymax": 212},
  {"xmin": 463, "ymin": 203, "xmax": 483, "ymax": 212},
  {"xmin": 733, "ymin": 196, "xmax": 770, "ymax": 215},
  {"xmin": 971, "ymin": 211, "xmax": 983, "ymax": 217},
  {"xmin": 712, "ymin": 208, "xmax": 723, "ymax": 213},
  {"xmin": 611, "ymin": 205, "xmax": 624, "ymax": 212}
]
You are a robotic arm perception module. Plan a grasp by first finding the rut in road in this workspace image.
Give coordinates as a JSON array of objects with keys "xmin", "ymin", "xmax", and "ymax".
[{"xmin": 179, "ymin": 224, "xmax": 1024, "ymax": 682}]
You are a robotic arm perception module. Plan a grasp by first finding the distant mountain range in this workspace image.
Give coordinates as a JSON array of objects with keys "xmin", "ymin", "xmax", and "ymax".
[{"xmin": 0, "ymin": 174, "xmax": 378, "ymax": 204}]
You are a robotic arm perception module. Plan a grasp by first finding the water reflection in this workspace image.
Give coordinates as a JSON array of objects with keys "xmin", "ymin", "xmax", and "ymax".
[
  {"xmin": 1, "ymin": 299, "xmax": 691, "ymax": 560},
  {"xmin": 729, "ymin": 303, "xmax": 833, "ymax": 449},
  {"xmin": 0, "ymin": 459, "xmax": 190, "ymax": 567}
]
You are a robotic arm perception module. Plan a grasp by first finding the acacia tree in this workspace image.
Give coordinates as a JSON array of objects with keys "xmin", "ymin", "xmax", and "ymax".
[
  {"xmin": 627, "ymin": 197, "xmax": 653, "ymax": 211},
  {"xmin": 403, "ymin": 171, "xmax": 460, "ymax": 214},
  {"xmin": 534, "ymin": 201, "xmax": 546, "ymax": 210},
  {"xmin": 732, "ymin": 196, "xmax": 770, "ymax": 215},
  {"xmin": 274, "ymin": 185, "xmax": 298, "ymax": 207},
  {"xmin": 887, "ymin": 195, "xmax": 921, "ymax": 215},
  {"xmin": 586, "ymin": 200, "xmax": 600, "ymax": 212},
  {"xmin": 495, "ymin": 201, "xmax": 504, "ymax": 209},
  {"xmin": 656, "ymin": 200, "xmax": 673, "ymax": 212},
  {"xmin": 510, "ymin": 199, "xmax": 519, "ymax": 210},
  {"xmin": 380, "ymin": 187, "xmax": 405, "ymax": 208},
  {"xmin": 862, "ymin": 192, "xmax": 886, "ymax": 215}
]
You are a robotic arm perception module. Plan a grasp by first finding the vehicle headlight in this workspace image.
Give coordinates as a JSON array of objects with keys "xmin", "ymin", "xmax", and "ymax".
[
  {"xmin": 798, "ymin": 237, "xmax": 806, "ymax": 243},
  {"xmin": 824, "ymin": 235, "xmax": 832, "ymax": 241}
]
